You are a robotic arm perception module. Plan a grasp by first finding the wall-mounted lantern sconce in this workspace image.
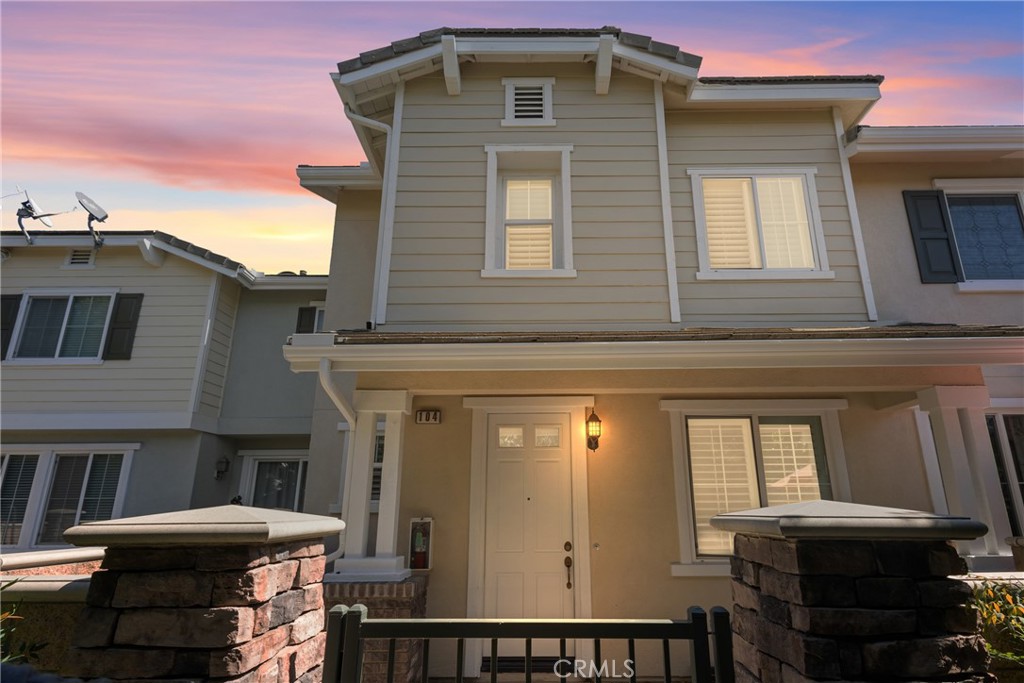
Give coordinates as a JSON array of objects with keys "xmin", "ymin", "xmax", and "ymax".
[
  {"xmin": 586, "ymin": 409, "xmax": 602, "ymax": 451},
  {"xmin": 215, "ymin": 456, "xmax": 231, "ymax": 480}
]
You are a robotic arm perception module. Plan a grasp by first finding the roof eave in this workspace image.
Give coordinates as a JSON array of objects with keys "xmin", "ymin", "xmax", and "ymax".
[
  {"xmin": 847, "ymin": 125, "xmax": 1024, "ymax": 159},
  {"xmin": 283, "ymin": 335, "xmax": 1024, "ymax": 374},
  {"xmin": 296, "ymin": 165, "xmax": 383, "ymax": 204}
]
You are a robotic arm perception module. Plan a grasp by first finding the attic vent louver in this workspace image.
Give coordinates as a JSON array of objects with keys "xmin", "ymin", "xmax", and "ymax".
[
  {"xmin": 66, "ymin": 249, "xmax": 96, "ymax": 267},
  {"xmin": 513, "ymin": 85, "xmax": 545, "ymax": 119},
  {"xmin": 502, "ymin": 78, "xmax": 555, "ymax": 127}
]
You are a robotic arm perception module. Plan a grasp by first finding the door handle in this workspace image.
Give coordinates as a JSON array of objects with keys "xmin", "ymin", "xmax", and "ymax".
[{"xmin": 564, "ymin": 556, "xmax": 573, "ymax": 589}]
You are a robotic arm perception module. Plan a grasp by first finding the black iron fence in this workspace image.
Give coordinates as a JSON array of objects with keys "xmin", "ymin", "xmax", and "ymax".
[{"xmin": 324, "ymin": 604, "xmax": 734, "ymax": 683}]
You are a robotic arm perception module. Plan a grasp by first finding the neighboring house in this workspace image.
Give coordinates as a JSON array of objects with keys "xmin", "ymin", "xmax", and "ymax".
[
  {"xmin": 0, "ymin": 230, "xmax": 326, "ymax": 551},
  {"xmin": 277, "ymin": 26, "xmax": 1024, "ymax": 677}
]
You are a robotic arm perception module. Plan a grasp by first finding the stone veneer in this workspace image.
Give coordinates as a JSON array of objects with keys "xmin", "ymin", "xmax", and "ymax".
[
  {"xmin": 712, "ymin": 500, "xmax": 992, "ymax": 683},
  {"xmin": 61, "ymin": 505, "xmax": 345, "ymax": 683},
  {"xmin": 323, "ymin": 577, "xmax": 428, "ymax": 683}
]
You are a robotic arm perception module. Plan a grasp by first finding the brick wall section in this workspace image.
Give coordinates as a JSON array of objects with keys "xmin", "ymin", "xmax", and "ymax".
[
  {"xmin": 729, "ymin": 534, "xmax": 989, "ymax": 682},
  {"xmin": 64, "ymin": 541, "xmax": 328, "ymax": 683},
  {"xmin": 323, "ymin": 577, "xmax": 428, "ymax": 683}
]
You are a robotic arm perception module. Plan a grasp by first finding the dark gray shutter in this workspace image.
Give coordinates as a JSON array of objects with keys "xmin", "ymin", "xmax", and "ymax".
[
  {"xmin": 902, "ymin": 190, "xmax": 964, "ymax": 283},
  {"xmin": 102, "ymin": 293, "xmax": 144, "ymax": 360},
  {"xmin": 295, "ymin": 306, "xmax": 317, "ymax": 333},
  {"xmin": 1, "ymin": 294, "xmax": 23, "ymax": 359}
]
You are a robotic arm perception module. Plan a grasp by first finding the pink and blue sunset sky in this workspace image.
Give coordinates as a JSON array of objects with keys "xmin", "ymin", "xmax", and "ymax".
[{"xmin": 3, "ymin": 1, "xmax": 1022, "ymax": 274}]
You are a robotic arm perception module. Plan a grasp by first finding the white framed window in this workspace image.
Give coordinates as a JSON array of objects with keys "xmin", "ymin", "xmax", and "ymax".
[
  {"xmin": 934, "ymin": 179, "xmax": 1024, "ymax": 292},
  {"xmin": 483, "ymin": 144, "xmax": 575, "ymax": 278},
  {"xmin": 502, "ymin": 78, "xmax": 555, "ymax": 127},
  {"xmin": 6, "ymin": 289, "xmax": 118, "ymax": 362},
  {"xmin": 988, "ymin": 411, "xmax": 1024, "ymax": 537},
  {"xmin": 239, "ymin": 451, "xmax": 308, "ymax": 512},
  {"xmin": 309, "ymin": 300, "xmax": 327, "ymax": 333},
  {"xmin": 688, "ymin": 167, "xmax": 833, "ymax": 280},
  {"xmin": 370, "ymin": 432, "xmax": 385, "ymax": 512},
  {"xmin": 0, "ymin": 444, "xmax": 135, "ymax": 549},
  {"xmin": 661, "ymin": 400, "xmax": 849, "ymax": 575}
]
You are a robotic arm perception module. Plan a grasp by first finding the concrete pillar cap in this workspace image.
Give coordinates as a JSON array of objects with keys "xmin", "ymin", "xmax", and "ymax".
[
  {"xmin": 64, "ymin": 505, "xmax": 346, "ymax": 547},
  {"xmin": 710, "ymin": 500, "xmax": 987, "ymax": 541}
]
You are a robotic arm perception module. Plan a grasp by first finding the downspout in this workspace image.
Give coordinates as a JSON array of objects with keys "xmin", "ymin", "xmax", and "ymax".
[
  {"xmin": 318, "ymin": 357, "xmax": 355, "ymax": 565},
  {"xmin": 344, "ymin": 105, "xmax": 393, "ymax": 328}
]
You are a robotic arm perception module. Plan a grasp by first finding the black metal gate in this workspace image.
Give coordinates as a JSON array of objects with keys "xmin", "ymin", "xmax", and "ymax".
[{"xmin": 324, "ymin": 604, "xmax": 734, "ymax": 683}]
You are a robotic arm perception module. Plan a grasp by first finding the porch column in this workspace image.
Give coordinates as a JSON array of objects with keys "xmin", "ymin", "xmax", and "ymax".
[
  {"xmin": 333, "ymin": 390, "xmax": 411, "ymax": 581},
  {"xmin": 917, "ymin": 386, "xmax": 1012, "ymax": 559}
]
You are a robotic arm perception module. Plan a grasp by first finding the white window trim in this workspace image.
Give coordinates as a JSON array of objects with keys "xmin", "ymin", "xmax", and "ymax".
[
  {"xmin": 483, "ymin": 144, "xmax": 576, "ymax": 278},
  {"xmin": 501, "ymin": 77, "xmax": 556, "ymax": 127},
  {"xmin": 238, "ymin": 450, "xmax": 309, "ymax": 511},
  {"xmin": 660, "ymin": 399, "xmax": 850, "ymax": 575},
  {"xmin": 688, "ymin": 167, "xmax": 833, "ymax": 280},
  {"xmin": 0, "ymin": 443, "xmax": 137, "ymax": 550},
  {"xmin": 309, "ymin": 300, "xmax": 327, "ymax": 333},
  {"xmin": 5, "ymin": 288, "xmax": 119, "ymax": 365},
  {"xmin": 933, "ymin": 179, "xmax": 1024, "ymax": 291}
]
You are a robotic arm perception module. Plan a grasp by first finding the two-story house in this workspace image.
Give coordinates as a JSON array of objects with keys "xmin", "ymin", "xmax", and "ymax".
[
  {"xmin": 283, "ymin": 27, "xmax": 1023, "ymax": 677},
  {"xmin": 0, "ymin": 229, "xmax": 327, "ymax": 552}
]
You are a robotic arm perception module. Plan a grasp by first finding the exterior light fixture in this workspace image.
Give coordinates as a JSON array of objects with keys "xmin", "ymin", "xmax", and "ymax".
[
  {"xmin": 215, "ymin": 456, "xmax": 231, "ymax": 480},
  {"xmin": 586, "ymin": 409, "xmax": 602, "ymax": 451}
]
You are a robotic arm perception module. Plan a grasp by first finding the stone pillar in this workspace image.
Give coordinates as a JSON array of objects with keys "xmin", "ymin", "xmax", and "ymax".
[
  {"xmin": 712, "ymin": 500, "xmax": 990, "ymax": 683},
  {"xmin": 61, "ymin": 505, "xmax": 345, "ymax": 682}
]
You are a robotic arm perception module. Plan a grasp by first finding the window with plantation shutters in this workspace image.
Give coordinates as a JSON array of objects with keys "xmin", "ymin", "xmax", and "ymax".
[
  {"xmin": 0, "ymin": 445, "xmax": 133, "ymax": 549},
  {"xmin": 502, "ymin": 78, "xmax": 555, "ymax": 126},
  {"xmin": 483, "ymin": 145, "xmax": 575, "ymax": 277},
  {"xmin": 662, "ymin": 400, "xmax": 846, "ymax": 570},
  {"xmin": 689, "ymin": 168, "xmax": 830, "ymax": 279}
]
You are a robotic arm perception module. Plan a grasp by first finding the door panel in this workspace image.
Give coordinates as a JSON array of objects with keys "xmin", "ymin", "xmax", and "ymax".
[{"xmin": 485, "ymin": 413, "xmax": 574, "ymax": 657}]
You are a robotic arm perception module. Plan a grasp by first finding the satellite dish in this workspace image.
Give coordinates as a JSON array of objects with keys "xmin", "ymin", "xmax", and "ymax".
[
  {"xmin": 75, "ymin": 192, "xmax": 109, "ymax": 246},
  {"xmin": 25, "ymin": 192, "xmax": 53, "ymax": 228}
]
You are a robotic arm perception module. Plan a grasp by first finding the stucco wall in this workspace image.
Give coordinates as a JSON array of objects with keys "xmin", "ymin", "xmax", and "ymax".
[{"xmin": 850, "ymin": 159, "xmax": 1024, "ymax": 325}]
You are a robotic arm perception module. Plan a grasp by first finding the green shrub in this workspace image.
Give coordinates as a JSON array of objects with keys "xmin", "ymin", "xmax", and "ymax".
[
  {"xmin": 973, "ymin": 578, "xmax": 1024, "ymax": 665},
  {"xmin": 0, "ymin": 579, "xmax": 46, "ymax": 664}
]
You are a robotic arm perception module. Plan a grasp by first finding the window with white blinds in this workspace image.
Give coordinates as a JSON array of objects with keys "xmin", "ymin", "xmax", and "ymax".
[
  {"xmin": 483, "ymin": 145, "xmax": 574, "ymax": 277},
  {"xmin": 13, "ymin": 294, "xmax": 115, "ymax": 359},
  {"xmin": 690, "ymin": 168, "xmax": 827, "ymax": 277},
  {"xmin": 0, "ymin": 446, "xmax": 133, "ymax": 549},
  {"xmin": 684, "ymin": 415, "xmax": 831, "ymax": 557}
]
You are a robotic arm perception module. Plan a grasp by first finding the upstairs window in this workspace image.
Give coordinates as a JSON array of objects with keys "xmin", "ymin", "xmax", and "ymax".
[
  {"xmin": 502, "ymin": 78, "xmax": 555, "ymax": 127},
  {"xmin": 904, "ymin": 180, "xmax": 1024, "ymax": 290},
  {"xmin": 689, "ymin": 167, "xmax": 832, "ymax": 280},
  {"xmin": 483, "ymin": 145, "xmax": 575, "ymax": 278},
  {"xmin": 3, "ymin": 291, "xmax": 143, "ymax": 362}
]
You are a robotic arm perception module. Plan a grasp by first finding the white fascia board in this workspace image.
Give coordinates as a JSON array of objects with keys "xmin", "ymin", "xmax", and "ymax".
[
  {"xmin": 847, "ymin": 126, "xmax": 1024, "ymax": 157},
  {"xmin": 335, "ymin": 44, "xmax": 443, "ymax": 88},
  {"xmin": 248, "ymin": 275, "xmax": 329, "ymax": 291},
  {"xmin": 455, "ymin": 36, "xmax": 600, "ymax": 56},
  {"xmin": 2, "ymin": 412, "xmax": 195, "ymax": 431},
  {"xmin": 688, "ymin": 82, "xmax": 880, "ymax": 104},
  {"xmin": 146, "ymin": 241, "xmax": 241, "ymax": 279},
  {"xmin": 612, "ymin": 44, "xmax": 699, "ymax": 82},
  {"xmin": 297, "ymin": 166, "xmax": 380, "ymax": 186},
  {"xmin": 283, "ymin": 336, "xmax": 1024, "ymax": 374},
  {"xmin": 1, "ymin": 234, "xmax": 147, "ymax": 249}
]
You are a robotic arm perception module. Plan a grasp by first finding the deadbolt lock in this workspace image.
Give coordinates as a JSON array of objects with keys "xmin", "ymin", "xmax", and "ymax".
[{"xmin": 564, "ymin": 541, "xmax": 572, "ymax": 551}]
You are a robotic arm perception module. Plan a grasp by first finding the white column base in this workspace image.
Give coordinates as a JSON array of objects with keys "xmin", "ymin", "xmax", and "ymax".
[{"xmin": 328, "ymin": 555, "xmax": 411, "ymax": 582}]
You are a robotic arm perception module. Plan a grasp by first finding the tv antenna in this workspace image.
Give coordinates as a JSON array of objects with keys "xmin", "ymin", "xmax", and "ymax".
[{"xmin": 75, "ymin": 192, "xmax": 109, "ymax": 247}]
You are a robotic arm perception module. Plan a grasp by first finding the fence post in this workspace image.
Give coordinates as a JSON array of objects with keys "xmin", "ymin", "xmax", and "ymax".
[
  {"xmin": 340, "ymin": 603, "xmax": 368, "ymax": 683},
  {"xmin": 710, "ymin": 606, "xmax": 734, "ymax": 683},
  {"xmin": 324, "ymin": 605, "xmax": 350, "ymax": 683},
  {"xmin": 687, "ymin": 606, "xmax": 712, "ymax": 682}
]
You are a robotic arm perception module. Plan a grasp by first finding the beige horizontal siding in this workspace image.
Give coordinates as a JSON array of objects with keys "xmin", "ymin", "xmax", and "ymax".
[
  {"xmin": 666, "ymin": 109, "xmax": 868, "ymax": 325},
  {"xmin": 385, "ymin": 62, "xmax": 669, "ymax": 330},
  {"xmin": 1, "ymin": 246, "xmax": 212, "ymax": 415}
]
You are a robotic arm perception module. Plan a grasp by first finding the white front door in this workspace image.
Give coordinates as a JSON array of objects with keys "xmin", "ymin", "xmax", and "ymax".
[{"xmin": 484, "ymin": 412, "xmax": 575, "ymax": 655}]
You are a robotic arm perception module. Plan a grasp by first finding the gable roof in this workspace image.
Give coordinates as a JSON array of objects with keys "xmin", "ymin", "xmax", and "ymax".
[{"xmin": 0, "ymin": 230, "xmax": 327, "ymax": 290}]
